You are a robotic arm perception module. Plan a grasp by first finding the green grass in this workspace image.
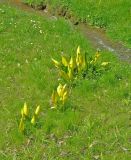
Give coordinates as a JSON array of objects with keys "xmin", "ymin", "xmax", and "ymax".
[
  {"xmin": 24, "ymin": 0, "xmax": 131, "ymax": 47},
  {"xmin": 0, "ymin": 3, "xmax": 131, "ymax": 160}
]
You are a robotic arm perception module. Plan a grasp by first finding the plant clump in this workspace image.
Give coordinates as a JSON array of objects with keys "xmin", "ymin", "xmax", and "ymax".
[{"xmin": 19, "ymin": 102, "xmax": 40, "ymax": 133}]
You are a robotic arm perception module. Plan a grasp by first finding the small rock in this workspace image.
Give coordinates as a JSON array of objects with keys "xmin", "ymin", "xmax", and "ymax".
[
  {"xmin": 74, "ymin": 21, "xmax": 79, "ymax": 25},
  {"xmin": 37, "ymin": 4, "xmax": 46, "ymax": 10}
]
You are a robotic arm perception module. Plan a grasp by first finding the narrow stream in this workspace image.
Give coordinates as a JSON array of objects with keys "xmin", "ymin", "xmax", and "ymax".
[
  {"xmin": 79, "ymin": 24, "xmax": 131, "ymax": 62},
  {"xmin": 1, "ymin": 0, "xmax": 131, "ymax": 63}
]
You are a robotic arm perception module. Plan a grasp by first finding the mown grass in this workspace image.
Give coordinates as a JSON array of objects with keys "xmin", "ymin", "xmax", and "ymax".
[
  {"xmin": 23, "ymin": 0, "xmax": 131, "ymax": 48},
  {"xmin": 0, "ymin": 3, "xmax": 131, "ymax": 160}
]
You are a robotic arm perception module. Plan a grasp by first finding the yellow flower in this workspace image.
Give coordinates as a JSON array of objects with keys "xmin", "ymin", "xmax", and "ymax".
[
  {"xmin": 57, "ymin": 83, "xmax": 63, "ymax": 97},
  {"xmin": 77, "ymin": 46, "xmax": 80, "ymax": 57},
  {"xmin": 31, "ymin": 115, "xmax": 36, "ymax": 125},
  {"xmin": 23, "ymin": 102, "xmax": 28, "ymax": 116},
  {"xmin": 94, "ymin": 51, "xmax": 101, "ymax": 63},
  {"xmin": 101, "ymin": 62, "xmax": 110, "ymax": 66},
  {"xmin": 76, "ymin": 46, "xmax": 80, "ymax": 65},
  {"xmin": 35, "ymin": 105, "xmax": 40, "ymax": 116},
  {"xmin": 76, "ymin": 46, "xmax": 83, "ymax": 69},
  {"xmin": 95, "ymin": 51, "xmax": 101, "ymax": 58},
  {"xmin": 51, "ymin": 58, "xmax": 61, "ymax": 68},
  {"xmin": 61, "ymin": 56, "xmax": 68, "ymax": 67},
  {"xmin": 56, "ymin": 83, "xmax": 68, "ymax": 104},
  {"xmin": 62, "ymin": 84, "xmax": 67, "ymax": 93},
  {"xmin": 68, "ymin": 67, "xmax": 73, "ymax": 79},
  {"xmin": 57, "ymin": 83, "xmax": 68, "ymax": 97},
  {"xmin": 62, "ymin": 91, "xmax": 68, "ymax": 104},
  {"xmin": 61, "ymin": 84, "xmax": 67, "ymax": 96},
  {"xmin": 69, "ymin": 57, "xmax": 75, "ymax": 69},
  {"xmin": 19, "ymin": 118, "xmax": 24, "ymax": 132},
  {"xmin": 21, "ymin": 108, "xmax": 24, "ymax": 118}
]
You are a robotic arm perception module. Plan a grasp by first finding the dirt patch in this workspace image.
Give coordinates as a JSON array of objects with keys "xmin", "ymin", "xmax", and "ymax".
[{"xmin": 79, "ymin": 24, "xmax": 131, "ymax": 62}]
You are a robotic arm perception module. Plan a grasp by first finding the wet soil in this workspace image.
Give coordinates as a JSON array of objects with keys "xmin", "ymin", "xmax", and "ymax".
[
  {"xmin": 1, "ymin": 0, "xmax": 131, "ymax": 63},
  {"xmin": 79, "ymin": 24, "xmax": 131, "ymax": 62}
]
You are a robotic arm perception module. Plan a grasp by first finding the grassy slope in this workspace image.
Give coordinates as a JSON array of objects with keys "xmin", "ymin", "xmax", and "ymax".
[
  {"xmin": 0, "ymin": 3, "xmax": 131, "ymax": 160},
  {"xmin": 24, "ymin": 0, "xmax": 131, "ymax": 47}
]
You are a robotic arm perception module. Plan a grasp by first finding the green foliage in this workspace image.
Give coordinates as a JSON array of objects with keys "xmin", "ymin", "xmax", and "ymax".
[
  {"xmin": 23, "ymin": 0, "xmax": 131, "ymax": 47},
  {"xmin": 0, "ymin": 3, "xmax": 130, "ymax": 160}
]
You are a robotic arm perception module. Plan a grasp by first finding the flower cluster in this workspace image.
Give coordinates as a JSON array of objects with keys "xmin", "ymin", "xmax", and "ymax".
[
  {"xmin": 52, "ymin": 46, "xmax": 110, "ymax": 82},
  {"xmin": 51, "ymin": 83, "xmax": 69, "ymax": 109},
  {"xmin": 50, "ymin": 46, "xmax": 110, "ymax": 109},
  {"xmin": 19, "ymin": 102, "xmax": 40, "ymax": 132}
]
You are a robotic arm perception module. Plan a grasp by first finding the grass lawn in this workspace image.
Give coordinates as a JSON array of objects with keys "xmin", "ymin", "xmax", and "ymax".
[
  {"xmin": 0, "ymin": 2, "xmax": 131, "ymax": 160},
  {"xmin": 23, "ymin": 0, "xmax": 131, "ymax": 48}
]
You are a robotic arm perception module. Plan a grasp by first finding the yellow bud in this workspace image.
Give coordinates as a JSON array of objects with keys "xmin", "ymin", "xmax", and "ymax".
[
  {"xmin": 21, "ymin": 109, "xmax": 24, "ymax": 118},
  {"xmin": 101, "ymin": 62, "xmax": 110, "ymax": 66},
  {"xmin": 76, "ymin": 46, "xmax": 83, "ymax": 68},
  {"xmin": 35, "ymin": 105, "xmax": 40, "ymax": 116},
  {"xmin": 62, "ymin": 84, "xmax": 67, "ymax": 92},
  {"xmin": 94, "ymin": 51, "xmax": 101, "ymax": 63},
  {"xmin": 19, "ymin": 118, "xmax": 24, "ymax": 132},
  {"xmin": 95, "ymin": 51, "xmax": 101, "ymax": 58},
  {"xmin": 60, "ymin": 84, "xmax": 68, "ymax": 99},
  {"xmin": 51, "ymin": 58, "xmax": 61, "ymax": 68},
  {"xmin": 69, "ymin": 57, "xmax": 74, "ymax": 69},
  {"xmin": 68, "ymin": 67, "xmax": 73, "ymax": 79},
  {"xmin": 23, "ymin": 102, "xmax": 28, "ymax": 116},
  {"xmin": 61, "ymin": 56, "xmax": 68, "ymax": 67},
  {"xmin": 94, "ymin": 57, "xmax": 97, "ymax": 63},
  {"xmin": 31, "ymin": 115, "xmax": 36, "ymax": 125},
  {"xmin": 79, "ymin": 56, "xmax": 83, "ymax": 65},
  {"xmin": 77, "ymin": 46, "xmax": 80, "ymax": 56},
  {"xmin": 62, "ymin": 91, "xmax": 68, "ymax": 104},
  {"xmin": 76, "ymin": 55, "xmax": 79, "ymax": 66},
  {"xmin": 57, "ymin": 83, "xmax": 63, "ymax": 97}
]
